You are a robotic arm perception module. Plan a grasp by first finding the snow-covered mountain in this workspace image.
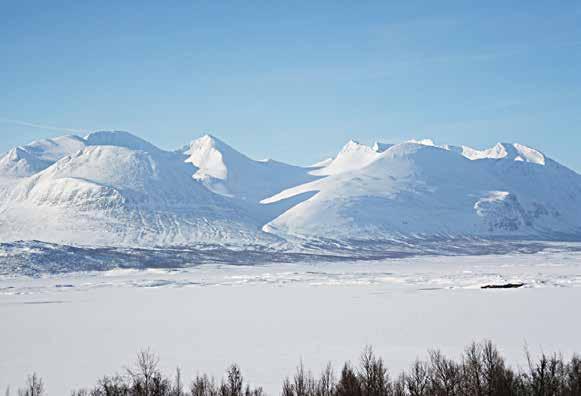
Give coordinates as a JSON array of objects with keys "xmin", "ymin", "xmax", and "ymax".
[
  {"xmin": 309, "ymin": 139, "xmax": 391, "ymax": 176},
  {"xmin": 184, "ymin": 134, "xmax": 317, "ymax": 202},
  {"xmin": 0, "ymin": 132, "xmax": 580, "ymax": 248},
  {"xmin": 263, "ymin": 140, "xmax": 581, "ymax": 242},
  {"xmin": 0, "ymin": 131, "xmax": 276, "ymax": 247},
  {"xmin": 0, "ymin": 134, "xmax": 86, "ymax": 179}
]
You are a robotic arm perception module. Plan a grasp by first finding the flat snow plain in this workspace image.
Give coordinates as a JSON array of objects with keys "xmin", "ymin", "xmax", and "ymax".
[{"xmin": 1, "ymin": 247, "xmax": 581, "ymax": 394}]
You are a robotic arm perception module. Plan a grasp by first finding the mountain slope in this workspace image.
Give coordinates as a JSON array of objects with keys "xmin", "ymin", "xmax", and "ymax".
[
  {"xmin": 263, "ymin": 141, "xmax": 581, "ymax": 241},
  {"xmin": 0, "ymin": 132, "xmax": 580, "ymax": 248},
  {"xmin": 184, "ymin": 134, "xmax": 317, "ymax": 202},
  {"xmin": 0, "ymin": 135, "xmax": 86, "ymax": 179},
  {"xmin": 309, "ymin": 140, "xmax": 392, "ymax": 176},
  {"xmin": 0, "ymin": 132, "xmax": 276, "ymax": 247}
]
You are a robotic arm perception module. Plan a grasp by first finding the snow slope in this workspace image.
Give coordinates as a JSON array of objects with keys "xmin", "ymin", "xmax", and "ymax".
[
  {"xmin": 0, "ymin": 134, "xmax": 86, "ymax": 180},
  {"xmin": 263, "ymin": 141, "xmax": 581, "ymax": 241},
  {"xmin": 310, "ymin": 139, "xmax": 391, "ymax": 176},
  {"xmin": 184, "ymin": 134, "xmax": 317, "ymax": 202},
  {"xmin": 0, "ymin": 132, "xmax": 275, "ymax": 247},
  {"xmin": 0, "ymin": 132, "xmax": 580, "ymax": 248}
]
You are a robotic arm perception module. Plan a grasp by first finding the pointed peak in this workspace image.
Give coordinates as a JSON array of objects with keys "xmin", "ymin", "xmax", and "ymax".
[
  {"xmin": 185, "ymin": 134, "xmax": 242, "ymax": 181},
  {"xmin": 191, "ymin": 133, "xmax": 236, "ymax": 148},
  {"xmin": 339, "ymin": 139, "xmax": 373, "ymax": 154},
  {"xmin": 372, "ymin": 142, "xmax": 393, "ymax": 153},
  {"xmin": 198, "ymin": 133, "xmax": 218, "ymax": 142},
  {"xmin": 187, "ymin": 134, "xmax": 239, "ymax": 157},
  {"xmin": 7, "ymin": 146, "xmax": 30, "ymax": 161},
  {"xmin": 492, "ymin": 141, "xmax": 512, "ymax": 154}
]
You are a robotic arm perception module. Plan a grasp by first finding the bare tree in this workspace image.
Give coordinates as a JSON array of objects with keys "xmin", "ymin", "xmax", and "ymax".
[
  {"xmin": 172, "ymin": 367, "xmax": 184, "ymax": 396},
  {"xmin": 359, "ymin": 346, "xmax": 389, "ymax": 396},
  {"xmin": 292, "ymin": 361, "xmax": 315, "ymax": 396},
  {"xmin": 316, "ymin": 363, "xmax": 335, "ymax": 396},
  {"xmin": 428, "ymin": 349, "xmax": 461, "ymax": 395},
  {"xmin": 391, "ymin": 374, "xmax": 406, "ymax": 396},
  {"xmin": 282, "ymin": 377, "xmax": 294, "ymax": 396},
  {"xmin": 224, "ymin": 364, "xmax": 243, "ymax": 396},
  {"xmin": 17, "ymin": 374, "xmax": 44, "ymax": 396},
  {"xmin": 191, "ymin": 374, "xmax": 218, "ymax": 396},
  {"xmin": 461, "ymin": 342, "xmax": 484, "ymax": 396},
  {"xmin": 405, "ymin": 360, "xmax": 429, "ymax": 396},
  {"xmin": 25, "ymin": 341, "xmax": 581, "ymax": 396}
]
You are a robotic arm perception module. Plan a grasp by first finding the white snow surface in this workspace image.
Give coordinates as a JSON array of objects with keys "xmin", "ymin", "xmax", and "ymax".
[
  {"xmin": 0, "ymin": 132, "xmax": 275, "ymax": 247},
  {"xmin": 184, "ymin": 134, "xmax": 317, "ymax": 202},
  {"xmin": 309, "ymin": 140, "xmax": 381, "ymax": 176},
  {"xmin": 1, "ymin": 249, "xmax": 581, "ymax": 394},
  {"xmin": 263, "ymin": 142, "xmax": 581, "ymax": 241},
  {"xmin": 0, "ymin": 131, "xmax": 580, "ymax": 247},
  {"xmin": 0, "ymin": 135, "xmax": 86, "ymax": 179}
]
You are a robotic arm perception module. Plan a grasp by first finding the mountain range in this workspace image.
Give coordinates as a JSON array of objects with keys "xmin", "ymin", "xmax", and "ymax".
[{"xmin": 1, "ymin": 131, "xmax": 580, "ymax": 249}]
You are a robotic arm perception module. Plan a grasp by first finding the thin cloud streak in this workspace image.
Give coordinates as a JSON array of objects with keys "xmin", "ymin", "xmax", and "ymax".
[{"xmin": 0, "ymin": 117, "xmax": 85, "ymax": 134}]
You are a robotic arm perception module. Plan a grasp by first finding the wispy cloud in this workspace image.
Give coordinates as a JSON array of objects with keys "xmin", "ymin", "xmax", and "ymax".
[{"xmin": 0, "ymin": 117, "xmax": 85, "ymax": 134}]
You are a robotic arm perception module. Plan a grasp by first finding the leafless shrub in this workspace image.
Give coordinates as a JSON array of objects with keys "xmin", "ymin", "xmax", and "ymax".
[
  {"xmin": 20, "ymin": 341, "xmax": 578, "ymax": 396},
  {"xmin": 358, "ymin": 346, "xmax": 389, "ymax": 396},
  {"xmin": 17, "ymin": 374, "xmax": 44, "ymax": 396},
  {"xmin": 405, "ymin": 359, "xmax": 429, "ymax": 396}
]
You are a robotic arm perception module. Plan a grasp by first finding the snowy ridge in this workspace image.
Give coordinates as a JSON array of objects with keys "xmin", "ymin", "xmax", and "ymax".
[
  {"xmin": 409, "ymin": 139, "xmax": 548, "ymax": 165},
  {"xmin": 460, "ymin": 142, "xmax": 546, "ymax": 164},
  {"xmin": 263, "ymin": 141, "xmax": 581, "ymax": 241},
  {"xmin": 184, "ymin": 134, "xmax": 317, "ymax": 202},
  {"xmin": 0, "ymin": 132, "xmax": 277, "ymax": 247},
  {"xmin": 0, "ymin": 131, "xmax": 580, "ymax": 249},
  {"xmin": 84, "ymin": 130, "xmax": 161, "ymax": 153},
  {"xmin": 309, "ymin": 139, "xmax": 378, "ymax": 176},
  {"xmin": 0, "ymin": 135, "xmax": 86, "ymax": 179}
]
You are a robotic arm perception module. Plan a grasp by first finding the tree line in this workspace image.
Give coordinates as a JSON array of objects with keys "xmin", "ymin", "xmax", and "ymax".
[{"xmin": 6, "ymin": 341, "xmax": 581, "ymax": 396}]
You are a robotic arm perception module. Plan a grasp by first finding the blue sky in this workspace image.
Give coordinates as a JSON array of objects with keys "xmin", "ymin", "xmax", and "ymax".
[{"xmin": 1, "ymin": 1, "xmax": 580, "ymax": 170}]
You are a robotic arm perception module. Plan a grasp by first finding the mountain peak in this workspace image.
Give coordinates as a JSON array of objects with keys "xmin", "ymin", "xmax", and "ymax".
[
  {"xmin": 197, "ymin": 133, "xmax": 218, "ymax": 145},
  {"xmin": 185, "ymin": 134, "xmax": 232, "ymax": 181},
  {"xmin": 310, "ymin": 140, "xmax": 378, "ymax": 176},
  {"xmin": 1, "ymin": 131, "xmax": 579, "ymax": 247},
  {"xmin": 7, "ymin": 146, "xmax": 29, "ymax": 161},
  {"xmin": 84, "ymin": 131, "xmax": 160, "ymax": 153},
  {"xmin": 408, "ymin": 138, "xmax": 436, "ymax": 147},
  {"xmin": 0, "ymin": 135, "xmax": 87, "ymax": 178},
  {"xmin": 462, "ymin": 142, "xmax": 547, "ymax": 165},
  {"xmin": 372, "ymin": 142, "xmax": 393, "ymax": 153},
  {"xmin": 184, "ymin": 134, "xmax": 316, "ymax": 202},
  {"xmin": 339, "ymin": 140, "xmax": 372, "ymax": 153},
  {"xmin": 512, "ymin": 143, "xmax": 546, "ymax": 165},
  {"xmin": 189, "ymin": 133, "xmax": 235, "ymax": 154}
]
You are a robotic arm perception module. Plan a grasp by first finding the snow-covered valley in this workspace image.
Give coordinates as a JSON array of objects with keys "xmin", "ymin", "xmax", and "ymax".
[
  {"xmin": 2, "ymin": 131, "xmax": 581, "ymax": 393},
  {"xmin": 1, "ymin": 249, "xmax": 581, "ymax": 394}
]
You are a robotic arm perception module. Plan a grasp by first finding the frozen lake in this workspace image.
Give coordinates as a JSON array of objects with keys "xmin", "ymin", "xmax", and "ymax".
[{"xmin": 1, "ymin": 249, "xmax": 581, "ymax": 394}]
